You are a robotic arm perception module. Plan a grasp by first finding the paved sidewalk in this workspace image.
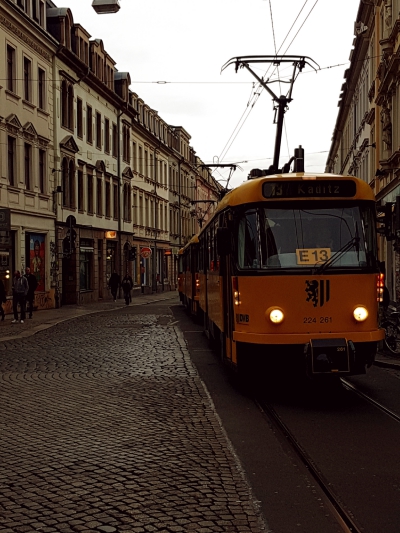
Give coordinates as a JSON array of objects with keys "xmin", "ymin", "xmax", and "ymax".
[
  {"xmin": 375, "ymin": 350, "xmax": 400, "ymax": 369},
  {"xmin": 0, "ymin": 290, "xmax": 268, "ymax": 533},
  {"xmin": 0, "ymin": 290, "xmax": 179, "ymax": 342}
]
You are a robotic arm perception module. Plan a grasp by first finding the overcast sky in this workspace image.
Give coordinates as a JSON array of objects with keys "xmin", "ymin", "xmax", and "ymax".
[{"xmin": 61, "ymin": 0, "xmax": 360, "ymax": 188}]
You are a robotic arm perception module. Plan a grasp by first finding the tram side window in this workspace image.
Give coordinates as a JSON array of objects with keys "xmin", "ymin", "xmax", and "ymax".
[
  {"xmin": 199, "ymin": 238, "xmax": 204, "ymax": 271},
  {"xmin": 210, "ymin": 221, "xmax": 219, "ymax": 271},
  {"xmin": 237, "ymin": 210, "xmax": 260, "ymax": 269}
]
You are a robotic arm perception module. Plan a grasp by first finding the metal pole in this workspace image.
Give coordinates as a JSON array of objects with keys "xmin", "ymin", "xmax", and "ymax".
[{"xmin": 273, "ymin": 96, "xmax": 288, "ymax": 172}]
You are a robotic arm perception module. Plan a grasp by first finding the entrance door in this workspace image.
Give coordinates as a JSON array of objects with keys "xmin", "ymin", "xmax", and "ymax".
[{"xmin": 62, "ymin": 255, "xmax": 77, "ymax": 305}]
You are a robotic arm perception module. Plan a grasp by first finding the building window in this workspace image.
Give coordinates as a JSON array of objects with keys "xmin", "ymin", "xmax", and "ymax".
[
  {"xmin": 139, "ymin": 146, "xmax": 143, "ymax": 174},
  {"xmin": 68, "ymin": 161, "xmax": 75, "ymax": 208},
  {"xmin": 38, "ymin": 68, "xmax": 45, "ymax": 109},
  {"xmin": 123, "ymin": 183, "xmax": 130, "ymax": 221},
  {"xmin": 62, "ymin": 159, "xmax": 68, "ymax": 206},
  {"xmin": 77, "ymin": 98, "xmax": 83, "ymax": 138},
  {"xmin": 123, "ymin": 124, "xmax": 130, "ymax": 162},
  {"xmin": 24, "ymin": 143, "xmax": 32, "ymax": 190},
  {"xmin": 32, "ymin": 0, "xmax": 39, "ymax": 22},
  {"xmin": 7, "ymin": 136, "xmax": 16, "ymax": 187},
  {"xmin": 7, "ymin": 45, "xmax": 16, "ymax": 93},
  {"xmin": 97, "ymin": 177, "xmax": 102, "ymax": 215},
  {"xmin": 78, "ymin": 169, "xmax": 84, "ymax": 211},
  {"xmin": 87, "ymin": 105, "xmax": 93, "ymax": 144},
  {"xmin": 62, "ymin": 159, "xmax": 75, "ymax": 208},
  {"xmin": 105, "ymin": 181, "xmax": 111, "ymax": 217},
  {"xmin": 96, "ymin": 112, "xmax": 101, "ymax": 149},
  {"xmin": 61, "ymin": 80, "xmax": 74, "ymax": 130},
  {"xmin": 112, "ymin": 123, "xmax": 117, "ymax": 157},
  {"xmin": 104, "ymin": 118, "xmax": 110, "ymax": 153},
  {"xmin": 113, "ymin": 180, "xmax": 118, "ymax": 219},
  {"xmin": 23, "ymin": 57, "xmax": 32, "ymax": 102},
  {"xmin": 39, "ymin": 0, "xmax": 45, "ymax": 26},
  {"xmin": 87, "ymin": 172, "xmax": 94, "ymax": 213},
  {"xmin": 132, "ymin": 142, "xmax": 137, "ymax": 171},
  {"xmin": 38, "ymin": 149, "xmax": 45, "ymax": 193}
]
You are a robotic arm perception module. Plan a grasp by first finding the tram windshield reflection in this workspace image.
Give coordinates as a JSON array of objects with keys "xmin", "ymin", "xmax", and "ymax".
[{"xmin": 236, "ymin": 202, "xmax": 377, "ymax": 271}]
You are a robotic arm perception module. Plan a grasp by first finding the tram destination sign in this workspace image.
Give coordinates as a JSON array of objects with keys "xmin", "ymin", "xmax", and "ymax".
[{"xmin": 262, "ymin": 180, "xmax": 357, "ymax": 199}]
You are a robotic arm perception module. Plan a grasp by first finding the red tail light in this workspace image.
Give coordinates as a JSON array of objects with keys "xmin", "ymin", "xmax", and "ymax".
[
  {"xmin": 377, "ymin": 273, "xmax": 385, "ymax": 303},
  {"xmin": 232, "ymin": 276, "xmax": 240, "ymax": 306}
]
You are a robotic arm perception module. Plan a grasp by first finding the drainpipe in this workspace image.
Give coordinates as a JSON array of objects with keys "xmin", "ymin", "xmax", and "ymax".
[{"xmin": 52, "ymin": 51, "xmax": 60, "ymax": 308}]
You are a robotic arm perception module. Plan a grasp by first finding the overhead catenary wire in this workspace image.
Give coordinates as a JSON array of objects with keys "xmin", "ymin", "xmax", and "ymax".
[{"xmin": 216, "ymin": 0, "xmax": 321, "ymax": 170}]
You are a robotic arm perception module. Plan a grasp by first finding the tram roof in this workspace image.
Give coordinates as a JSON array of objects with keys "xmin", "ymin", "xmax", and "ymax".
[{"xmin": 215, "ymin": 172, "xmax": 375, "ymax": 212}]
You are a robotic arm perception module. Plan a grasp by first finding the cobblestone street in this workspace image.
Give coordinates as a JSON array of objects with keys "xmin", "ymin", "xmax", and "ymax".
[{"xmin": 0, "ymin": 300, "xmax": 267, "ymax": 533}]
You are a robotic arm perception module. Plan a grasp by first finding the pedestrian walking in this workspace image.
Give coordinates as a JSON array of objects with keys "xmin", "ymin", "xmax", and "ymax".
[
  {"xmin": 108, "ymin": 270, "xmax": 120, "ymax": 302},
  {"xmin": 24, "ymin": 267, "xmax": 38, "ymax": 318},
  {"xmin": 121, "ymin": 272, "xmax": 133, "ymax": 305},
  {"xmin": 12, "ymin": 271, "xmax": 29, "ymax": 323},
  {"xmin": 0, "ymin": 278, "xmax": 6, "ymax": 321}
]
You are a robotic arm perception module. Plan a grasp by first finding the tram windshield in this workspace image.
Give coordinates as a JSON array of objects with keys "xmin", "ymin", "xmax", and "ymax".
[{"xmin": 236, "ymin": 202, "xmax": 378, "ymax": 271}]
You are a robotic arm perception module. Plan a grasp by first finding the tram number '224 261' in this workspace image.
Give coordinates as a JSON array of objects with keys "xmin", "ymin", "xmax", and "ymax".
[{"xmin": 303, "ymin": 316, "xmax": 333, "ymax": 324}]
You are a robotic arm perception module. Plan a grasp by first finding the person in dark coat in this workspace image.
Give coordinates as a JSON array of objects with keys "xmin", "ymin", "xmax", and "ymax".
[
  {"xmin": 24, "ymin": 267, "xmax": 38, "ymax": 319},
  {"xmin": 0, "ymin": 279, "xmax": 6, "ymax": 321},
  {"xmin": 108, "ymin": 270, "xmax": 120, "ymax": 302},
  {"xmin": 12, "ymin": 271, "xmax": 28, "ymax": 323},
  {"xmin": 121, "ymin": 272, "xmax": 133, "ymax": 305}
]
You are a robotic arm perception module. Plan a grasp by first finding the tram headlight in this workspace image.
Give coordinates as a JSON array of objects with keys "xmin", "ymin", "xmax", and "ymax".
[
  {"xmin": 269, "ymin": 308, "xmax": 284, "ymax": 324},
  {"xmin": 353, "ymin": 306, "xmax": 368, "ymax": 322}
]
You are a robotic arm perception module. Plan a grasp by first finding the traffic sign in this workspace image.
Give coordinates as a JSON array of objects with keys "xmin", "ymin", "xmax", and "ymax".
[{"xmin": 140, "ymin": 247, "xmax": 152, "ymax": 258}]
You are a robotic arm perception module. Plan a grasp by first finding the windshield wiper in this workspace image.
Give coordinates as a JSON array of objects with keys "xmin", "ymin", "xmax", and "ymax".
[{"xmin": 313, "ymin": 236, "xmax": 361, "ymax": 275}]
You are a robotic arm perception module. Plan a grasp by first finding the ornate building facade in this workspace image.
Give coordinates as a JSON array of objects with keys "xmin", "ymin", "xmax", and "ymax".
[
  {"xmin": 0, "ymin": 0, "xmax": 221, "ymax": 308},
  {"xmin": 326, "ymin": 0, "xmax": 400, "ymax": 301}
]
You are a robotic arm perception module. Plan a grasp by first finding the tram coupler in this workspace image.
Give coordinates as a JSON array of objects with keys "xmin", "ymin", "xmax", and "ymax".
[{"xmin": 304, "ymin": 338, "xmax": 356, "ymax": 376}]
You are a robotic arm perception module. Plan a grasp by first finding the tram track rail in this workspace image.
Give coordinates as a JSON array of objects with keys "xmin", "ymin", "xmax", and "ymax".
[
  {"xmin": 255, "ymin": 396, "xmax": 364, "ymax": 533},
  {"xmin": 341, "ymin": 378, "xmax": 400, "ymax": 423}
]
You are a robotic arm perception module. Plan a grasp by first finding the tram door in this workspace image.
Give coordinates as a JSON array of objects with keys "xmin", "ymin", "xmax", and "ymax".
[{"xmin": 219, "ymin": 226, "xmax": 234, "ymax": 362}]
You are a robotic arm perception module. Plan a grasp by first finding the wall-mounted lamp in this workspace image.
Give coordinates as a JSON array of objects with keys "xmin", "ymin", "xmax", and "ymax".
[{"xmin": 367, "ymin": 142, "xmax": 376, "ymax": 148}]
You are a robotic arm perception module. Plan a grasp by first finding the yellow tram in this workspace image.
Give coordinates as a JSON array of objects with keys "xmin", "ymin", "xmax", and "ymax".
[{"xmin": 181, "ymin": 172, "xmax": 385, "ymax": 378}]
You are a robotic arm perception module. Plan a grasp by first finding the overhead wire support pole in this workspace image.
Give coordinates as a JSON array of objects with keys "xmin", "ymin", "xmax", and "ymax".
[{"xmin": 221, "ymin": 55, "xmax": 319, "ymax": 174}]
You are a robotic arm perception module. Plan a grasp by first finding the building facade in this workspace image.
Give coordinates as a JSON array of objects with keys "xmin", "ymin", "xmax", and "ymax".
[
  {"xmin": 0, "ymin": 0, "xmax": 221, "ymax": 308},
  {"xmin": 0, "ymin": 0, "xmax": 57, "ymax": 311},
  {"xmin": 326, "ymin": 0, "xmax": 400, "ymax": 301}
]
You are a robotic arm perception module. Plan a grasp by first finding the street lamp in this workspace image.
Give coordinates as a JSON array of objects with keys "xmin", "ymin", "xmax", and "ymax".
[{"xmin": 92, "ymin": 0, "xmax": 121, "ymax": 14}]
